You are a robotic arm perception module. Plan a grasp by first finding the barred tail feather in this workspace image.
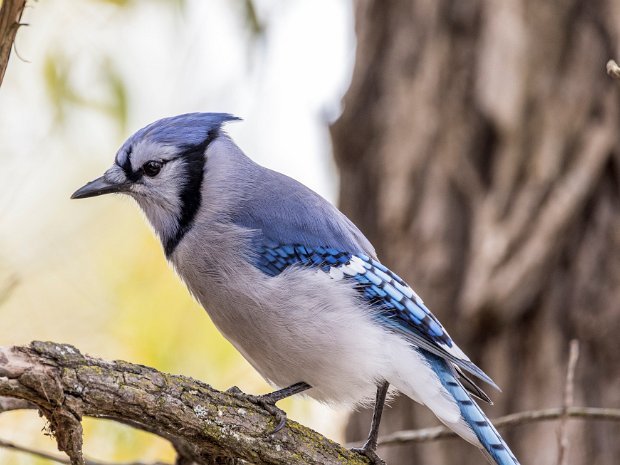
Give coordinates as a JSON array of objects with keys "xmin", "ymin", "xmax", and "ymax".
[{"xmin": 424, "ymin": 351, "xmax": 520, "ymax": 465}]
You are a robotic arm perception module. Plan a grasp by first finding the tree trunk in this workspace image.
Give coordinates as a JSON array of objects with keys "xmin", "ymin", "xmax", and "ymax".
[
  {"xmin": 0, "ymin": 0, "xmax": 26, "ymax": 86},
  {"xmin": 331, "ymin": 1, "xmax": 620, "ymax": 464}
]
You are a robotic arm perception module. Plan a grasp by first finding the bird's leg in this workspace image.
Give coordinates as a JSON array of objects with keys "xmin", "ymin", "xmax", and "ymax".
[
  {"xmin": 226, "ymin": 382, "xmax": 311, "ymax": 434},
  {"xmin": 352, "ymin": 381, "xmax": 389, "ymax": 465}
]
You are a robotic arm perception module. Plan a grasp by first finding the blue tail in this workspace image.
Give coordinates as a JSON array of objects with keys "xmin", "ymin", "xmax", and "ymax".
[{"xmin": 424, "ymin": 351, "xmax": 520, "ymax": 465}]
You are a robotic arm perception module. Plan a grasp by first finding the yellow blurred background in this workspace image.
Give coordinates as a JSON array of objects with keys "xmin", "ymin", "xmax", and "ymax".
[{"xmin": 0, "ymin": 0, "xmax": 355, "ymax": 463}]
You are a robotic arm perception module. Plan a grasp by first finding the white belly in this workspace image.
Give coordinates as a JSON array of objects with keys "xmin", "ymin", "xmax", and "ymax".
[{"xmin": 177, "ymin": 256, "xmax": 401, "ymax": 405}]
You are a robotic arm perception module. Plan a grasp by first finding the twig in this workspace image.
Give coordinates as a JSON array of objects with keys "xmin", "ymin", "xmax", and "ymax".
[
  {"xmin": 0, "ymin": 437, "xmax": 75, "ymax": 465},
  {"xmin": 557, "ymin": 340, "xmax": 579, "ymax": 465},
  {"xmin": 606, "ymin": 60, "xmax": 620, "ymax": 80},
  {"xmin": 0, "ymin": 436, "xmax": 171, "ymax": 465},
  {"xmin": 376, "ymin": 407, "xmax": 620, "ymax": 446},
  {"xmin": 0, "ymin": 274, "xmax": 19, "ymax": 308}
]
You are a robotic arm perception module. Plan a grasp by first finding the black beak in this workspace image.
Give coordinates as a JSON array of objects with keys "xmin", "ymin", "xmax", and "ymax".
[{"xmin": 71, "ymin": 176, "xmax": 129, "ymax": 199}]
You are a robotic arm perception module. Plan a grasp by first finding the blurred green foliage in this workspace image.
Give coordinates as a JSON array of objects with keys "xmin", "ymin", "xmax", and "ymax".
[{"xmin": 43, "ymin": 52, "xmax": 127, "ymax": 133}]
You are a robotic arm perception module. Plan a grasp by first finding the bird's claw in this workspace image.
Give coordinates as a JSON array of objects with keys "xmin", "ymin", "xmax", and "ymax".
[
  {"xmin": 225, "ymin": 387, "xmax": 288, "ymax": 434},
  {"xmin": 351, "ymin": 446, "xmax": 386, "ymax": 465},
  {"xmin": 255, "ymin": 397, "xmax": 288, "ymax": 434}
]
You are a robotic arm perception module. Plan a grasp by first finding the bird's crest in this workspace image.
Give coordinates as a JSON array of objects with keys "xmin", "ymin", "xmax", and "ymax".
[{"xmin": 116, "ymin": 113, "xmax": 241, "ymax": 167}]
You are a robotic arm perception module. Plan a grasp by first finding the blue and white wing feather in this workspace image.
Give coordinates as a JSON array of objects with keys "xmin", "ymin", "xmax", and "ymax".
[{"xmin": 252, "ymin": 242, "xmax": 495, "ymax": 389}]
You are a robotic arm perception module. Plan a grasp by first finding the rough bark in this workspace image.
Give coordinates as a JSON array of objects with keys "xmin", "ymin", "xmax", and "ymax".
[
  {"xmin": 0, "ymin": 341, "xmax": 370, "ymax": 465},
  {"xmin": 332, "ymin": 1, "xmax": 620, "ymax": 464},
  {"xmin": 0, "ymin": 0, "xmax": 26, "ymax": 86}
]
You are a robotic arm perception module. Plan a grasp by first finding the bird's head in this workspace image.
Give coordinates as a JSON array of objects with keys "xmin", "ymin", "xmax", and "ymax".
[{"xmin": 72, "ymin": 112, "xmax": 240, "ymax": 253}]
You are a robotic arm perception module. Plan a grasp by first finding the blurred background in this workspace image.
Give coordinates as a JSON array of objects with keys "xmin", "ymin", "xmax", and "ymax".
[
  {"xmin": 0, "ymin": 0, "xmax": 353, "ymax": 463},
  {"xmin": 1, "ymin": 1, "xmax": 619, "ymax": 465}
]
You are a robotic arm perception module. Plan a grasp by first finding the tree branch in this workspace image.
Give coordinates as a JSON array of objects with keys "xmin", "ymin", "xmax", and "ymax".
[
  {"xmin": 0, "ymin": 0, "xmax": 27, "ymax": 86},
  {"xmin": 376, "ymin": 406, "xmax": 620, "ymax": 446},
  {"xmin": 0, "ymin": 395, "xmax": 32, "ymax": 412},
  {"xmin": 556, "ymin": 340, "xmax": 579, "ymax": 465},
  {"xmin": 0, "ymin": 436, "xmax": 170, "ymax": 465},
  {"xmin": 0, "ymin": 341, "xmax": 369, "ymax": 465},
  {"xmin": 5, "ymin": 342, "xmax": 620, "ymax": 464}
]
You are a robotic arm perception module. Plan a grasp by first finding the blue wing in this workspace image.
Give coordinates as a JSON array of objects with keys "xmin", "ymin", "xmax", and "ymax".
[
  {"xmin": 230, "ymin": 165, "xmax": 376, "ymax": 258},
  {"xmin": 253, "ymin": 243, "xmax": 497, "ymax": 388},
  {"xmin": 229, "ymin": 165, "xmax": 494, "ymax": 387}
]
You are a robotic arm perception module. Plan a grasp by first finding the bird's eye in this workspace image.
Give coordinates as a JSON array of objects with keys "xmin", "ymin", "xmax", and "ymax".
[{"xmin": 143, "ymin": 161, "xmax": 163, "ymax": 177}]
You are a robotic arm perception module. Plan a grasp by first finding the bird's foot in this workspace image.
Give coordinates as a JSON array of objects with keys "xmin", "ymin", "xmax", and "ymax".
[
  {"xmin": 351, "ymin": 446, "xmax": 386, "ymax": 465},
  {"xmin": 225, "ymin": 386, "xmax": 287, "ymax": 434}
]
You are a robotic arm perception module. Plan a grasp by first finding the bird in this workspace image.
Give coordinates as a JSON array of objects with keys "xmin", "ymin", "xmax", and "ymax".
[{"xmin": 72, "ymin": 113, "xmax": 520, "ymax": 465}]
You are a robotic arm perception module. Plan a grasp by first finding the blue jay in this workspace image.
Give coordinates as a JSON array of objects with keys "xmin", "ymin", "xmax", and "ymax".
[{"xmin": 72, "ymin": 113, "xmax": 519, "ymax": 465}]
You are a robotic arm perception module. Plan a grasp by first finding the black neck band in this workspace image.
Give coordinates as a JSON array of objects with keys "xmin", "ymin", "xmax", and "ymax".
[{"xmin": 164, "ymin": 129, "xmax": 218, "ymax": 257}]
